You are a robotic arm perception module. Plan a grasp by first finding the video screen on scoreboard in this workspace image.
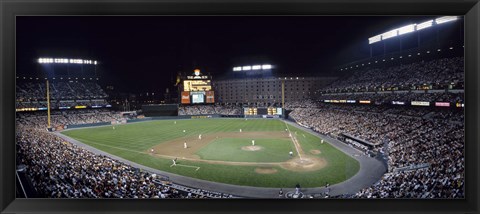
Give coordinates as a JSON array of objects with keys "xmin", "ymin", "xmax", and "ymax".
[
  {"xmin": 191, "ymin": 92, "xmax": 205, "ymax": 104},
  {"xmin": 183, "ymin": 80, "xmax": 212, "ymax": 91}
]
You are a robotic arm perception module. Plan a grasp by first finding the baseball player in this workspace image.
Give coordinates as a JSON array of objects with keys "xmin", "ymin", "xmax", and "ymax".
[
  {"xmin": 184, "ymin": 142, "xmax": 187, "ymax": 149},
  {"xmin": 252, "ymin": 140, "xmax": 255, "ymax": 146},
  {"xmin": 172, "ymin": 158, "xmax": 177, "ymax": 166},
  {"xmin": 199, "ymin": 134, "xmax": 202, "ymax": 140},
  {"xmin": 289, "ymin": 151, "xmax": 293, "ymax": 157},
  {"xmin": 239, "ymin": 128, "xmax": 242, "ymax": 132}
]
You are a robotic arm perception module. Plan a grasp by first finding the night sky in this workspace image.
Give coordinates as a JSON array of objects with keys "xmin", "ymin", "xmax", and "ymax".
[{"xmin": 16, "ymin": 16, "xmax": 439, "ymax": 93}]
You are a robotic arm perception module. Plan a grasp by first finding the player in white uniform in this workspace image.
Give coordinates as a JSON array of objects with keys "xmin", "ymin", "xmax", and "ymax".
[
  {"xmin": 172, "ymin": 158, "xmax": 177, "ymax": 166},
  {"xmin": 289, "ymin": 151, "xmax": 293, "ymax": 157},
  {"xmin": 199, "ymin": 134, "xmax": 202, "ymax": 140},
  {"xmin": 252, "ymin": 140, "xmax": 255, "ymax": 146},
  {"xmin": 184, "ymin": 142, "xmax": 187, "ymax": 149},
  {"xmin": 239, "ymin": 129, "xmax": 242, "ymax": 132}
]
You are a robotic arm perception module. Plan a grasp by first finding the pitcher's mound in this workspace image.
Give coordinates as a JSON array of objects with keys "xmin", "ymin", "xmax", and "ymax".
[
  {"xmin": 310, "ymin": 149, "xmax": 321, "ymax": 155},
  {"xmin": 280, "ymin": 156, "xmax": 327, "ymax": 172},
  {"xmin": 241, "ymin": 145, "xmax": 262, "ymax": 151},
  {"xmin": 255, "ymin": 167, "xmax": 278, "ymax": 174}
]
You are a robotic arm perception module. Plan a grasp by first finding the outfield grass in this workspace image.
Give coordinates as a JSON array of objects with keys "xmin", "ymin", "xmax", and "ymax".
[{"xmin": 61, "ymin": 118, "xmax": 360, "ymax": 188}]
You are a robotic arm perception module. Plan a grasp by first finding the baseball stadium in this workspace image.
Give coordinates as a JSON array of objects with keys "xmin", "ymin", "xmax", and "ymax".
[{"xmin": 15, "ymin": 16, "xmax": 464, "ymax": 199}]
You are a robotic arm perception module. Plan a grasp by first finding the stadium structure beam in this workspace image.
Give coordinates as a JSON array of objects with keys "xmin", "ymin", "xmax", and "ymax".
[{"xmin": 46, "ymin": 80, "xmax": 51, "ymax": 129}]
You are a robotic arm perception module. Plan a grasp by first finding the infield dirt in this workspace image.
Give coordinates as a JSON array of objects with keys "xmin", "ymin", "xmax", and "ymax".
[{"xmin": 148, "ymin": 131, "xmax": 327, "ymax": 173}]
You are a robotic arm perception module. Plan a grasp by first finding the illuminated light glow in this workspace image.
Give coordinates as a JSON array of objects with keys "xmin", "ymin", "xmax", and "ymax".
[
  {"xmin": 416, "ymin": 20, "xmax": 433, "ymax": 30},
  {"xmin": 427, "ymin": 51, "xmax": 430, "ymax": 53},
  {"xmin": 449, "ymin": 47, "xmax": 454, "ymax": 49},
  {"xmin": 408, "ymin": 55, "xmax": 412, "ymax": 57},
  {"xmin": 368, "ymin": 35, "xmax": 382, "ymax": 44},
  {"xmin": 437, "ymin": 49, "xmax": 441, "ymax": 51},
  {"xmin": 435, "ymin": 16, "xmax": 458, "ymax": 24},
  {"xmin": 252, "ymin": 65, "xmax": 261, "ymax": 70},
  {"xmin": 242, "ymin": 66, "xmax": 252, "ymax": 71},
  {"xmin": 381, "ymin": 29, "xmax": 398, "ymax": 40},
  {"xmin": 261, "ymin": 64, "xmax": 272, "ymax": 69},
  {"xmin": 94, "ymin": 61, "xmax": 98, "ymax": 65},
  {"xmin": 398, "ymin": 24, "xmax": 416, "ymax": 35}
]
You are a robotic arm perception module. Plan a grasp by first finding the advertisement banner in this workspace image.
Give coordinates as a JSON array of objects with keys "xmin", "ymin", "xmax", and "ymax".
[
  {"xmin": 359, "ymin": 100, "xmax": 371, "ymax": 104},
  {"xmin": 347, "ymin": 100, "xmax": 356, "ymax": 103},
  {"xmin": 411, "ymin": 101, "xmax": 430, "ymax": 106},
  {"xmin": 206, "ymin": 91, "xmax": 215, "ymax": 103},
  {"xmin": 392, "ymin": 101, "xmax": 405, "ymax": 105},
  {"xmin": 435, "ymin": 102, "xmax": 450, "ymax": 107},
  {"xmin": 181, "ymin": 91, "xmax": 190, "ymax": 104}
]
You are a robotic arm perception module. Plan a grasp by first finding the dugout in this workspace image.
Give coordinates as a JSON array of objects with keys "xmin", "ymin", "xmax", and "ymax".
[{"xmin": 142, "ymin": 104, "xmax": 178, "ymax": 116}]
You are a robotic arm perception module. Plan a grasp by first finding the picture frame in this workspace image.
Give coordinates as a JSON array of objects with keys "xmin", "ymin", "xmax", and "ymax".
[{"xmin": 1, "ymin": 0, "xmax": 479, "ymax": 213}]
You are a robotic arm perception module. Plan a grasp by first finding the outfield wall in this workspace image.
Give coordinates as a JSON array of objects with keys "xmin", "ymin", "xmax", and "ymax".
[{"xmin": 66, "ymin": 122, "xmax": 111, "ymax": 129}]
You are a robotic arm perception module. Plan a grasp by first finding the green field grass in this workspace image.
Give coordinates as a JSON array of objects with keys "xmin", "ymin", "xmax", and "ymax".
[
  {"xmin": 196, "ymin": 138, "xmax": 296, "ymax": 162},
  {"xmin": 61, "ymin": 118, "xmax": 360, "ymax": 188}
]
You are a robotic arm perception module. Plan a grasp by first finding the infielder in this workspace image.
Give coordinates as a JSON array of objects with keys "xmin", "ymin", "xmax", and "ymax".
[
  {"xmin": 184, "ymin": 142, "xmax": 187, "ymax": 149},
  {"xmin": 239, "ymin": 128, "xmax": 242, "ymax": 132},
  {"xmin": 251, "ymin": 140, "xmax": 255, "ymax": 146},
  {"xmin": 289, "ymin": 151, "xmax": 293, "ymax": 157},
  {"xmin": 198, "ymin": 134, "xmax": 202, "ymax": 140}
]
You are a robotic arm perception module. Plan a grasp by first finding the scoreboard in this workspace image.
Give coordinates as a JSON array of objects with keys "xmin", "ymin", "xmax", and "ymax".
[
  {"xmin": 244, "ymin": 107, "xmax": 283, "ymax": 116},
  {"xmin": 180, "ymin": 69, "xmax": 215, "ymax": 104}
]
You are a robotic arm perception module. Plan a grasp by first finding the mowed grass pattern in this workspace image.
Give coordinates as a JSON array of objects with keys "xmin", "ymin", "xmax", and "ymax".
[
  {"xmin": 196, "ymin": 138, "xmax": 296, "ymax": 162},
  {"xmin": 61, "ymin": 119, "xmax": 360, "ymax": 188}
]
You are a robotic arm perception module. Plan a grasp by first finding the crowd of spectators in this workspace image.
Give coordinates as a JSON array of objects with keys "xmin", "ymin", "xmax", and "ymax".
[
  {"xmin": 323, "ymin": 57, "xmax": 464, "ymax": 92},
  {"xmin": 178, "ymin": 104, "xmax": 242, "ymax": 116},
  {"xmin": 318, "ymin": 91, "xmax": 464, "ymax": 104},
  {"xmin": 17, "ymin": 80, "xmax": 108, "ymax": 101},
  {"xmin": 287, "ymin": 100, "xmax": 464, "ymax": 198},
  {"xmin": 16, "ymin": 99, "xmax": 110, "ymax": 110},
  {"xmin": 16, "ymin": 80, "xmax": 109, "ymax": 109},
  {"xmin": 16, "ymin": 111, "xmax": 236, "ymax": 199},
  {"xmin": 16, "ymin": 109, "xmax": 123, "ymax": 129}
]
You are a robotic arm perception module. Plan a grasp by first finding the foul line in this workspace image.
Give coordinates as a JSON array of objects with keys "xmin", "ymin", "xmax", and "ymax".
[
  {"xmin": 171, "ymin": 163, "xmax": 200, "ymax": 171},
  {"xmin": 284, "ymin": 121, "xmax": 303, "ymax": 160}
]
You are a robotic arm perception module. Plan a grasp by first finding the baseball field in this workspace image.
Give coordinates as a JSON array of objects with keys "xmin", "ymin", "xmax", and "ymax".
[{"xmin": 61, "ymin": 118, "xmax": 360, "ymax": 188}]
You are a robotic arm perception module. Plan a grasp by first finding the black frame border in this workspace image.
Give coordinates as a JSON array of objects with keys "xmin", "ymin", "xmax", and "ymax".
[{"xmin": 1, "ymin": 0, "xmax": 479, "ymax": 214}]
